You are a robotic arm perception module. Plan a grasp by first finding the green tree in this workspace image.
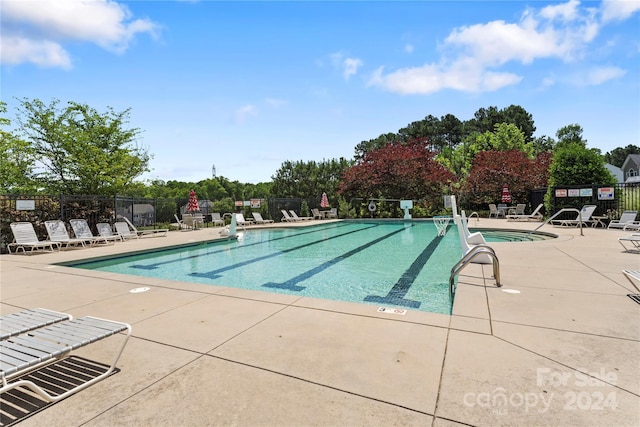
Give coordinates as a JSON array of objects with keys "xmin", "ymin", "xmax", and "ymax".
[
  {"xmin": 604, "ymin": 145, "xmax": 640, "ymax": 168},
  {"xmin": 15, "ymin": 98, "xmax": 150, "ymax": 195},
  {"xmin": 271, "ymin": 158, "xmax": 352, "ymax": 203},
  {"xmin": 0, "ymin": 102, "xmax": 37, "ymax": 192}
]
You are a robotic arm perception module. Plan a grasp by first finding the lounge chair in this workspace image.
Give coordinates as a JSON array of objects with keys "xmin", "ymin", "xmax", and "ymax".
[
  {"xmin": 8, "ymin": 222, "xmax": 62, "ymax": 254},
  {"xmin": 44, "ymin": 220, "xmax": 93, "ymax": 249},
  {"xmin": 326, "ymin": 208, "xmax": 338, "ymax": 219},
  {"xmin": 622, "ymin": 270, "xmax": 640, "ymax": 292},
  {"xmin": 236, "ymin": 213, "xmax": 255, "ymax": 226},
  {"xmin": 507, "ymin": 203, "xmax": 544, "ymax": 222},
  {"xmin": 114, "ymin": 221, "xmax": 139, "ymax": 240},
  {"xmin": 0, "ymin": 312, "xmax": 131, "ymax": 403},
  {"xmin": 551, "ymin": 205, "xmax": 597, "ymax": 227},
  {"xmin": 1, "ymin": 308, "xmax": 72, "ymax": 340},
  {"xmin": 252, "ymin": 213, "xmax": 274, "ymax": 224},
  {"xmin": 289, "ymin": 210, "xmax": 313, "ymax": 221},
  {"xmin": 488, "ymin": 204, "xmax": 504, "ymax": 218},
  {"xmin": 281, "ymin": 210, "xmax": 296, "ymax": 222},
  {"xmin": 211, "ymin": 212, "xmax": 225, "ymax": 227},
  {"xmin": 608, "ymin": 210, "xmax": 639, "ymax": 230},
  {"xmin": 96, "ymin": 223, "xmax": 123, "ymax": 242},
  {"xmin": 122, "ymin": 216, "xmax": 168, "ymax": 237},
  {"xmin": 312, "ymin": 208, "xmax": 324, "ymax": 220},
  {"xmin": 508, "ymin": 204, "xmax": 526, "ymax": 216},
  {"xmin": 70, "ymin": 219, "xmax": 118, "ymax": 245},
  {"xmin": 618, "ymin": 234, "xmax": 640, "ymax": 252}
]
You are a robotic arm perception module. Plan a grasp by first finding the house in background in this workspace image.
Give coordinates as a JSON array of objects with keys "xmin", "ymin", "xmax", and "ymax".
[
  {"xmin": 605, "ymin": 163, "xmax": 623, "ymax": 183},
  {"xmin": 622, "ymin": 154, "xmax": 640, "ymax": 183}
]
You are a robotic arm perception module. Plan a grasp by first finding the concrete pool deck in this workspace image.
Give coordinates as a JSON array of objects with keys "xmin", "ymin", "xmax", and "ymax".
[{"xmin": 1, "ymin": 219, "xmax": 639, "ymax": 426}]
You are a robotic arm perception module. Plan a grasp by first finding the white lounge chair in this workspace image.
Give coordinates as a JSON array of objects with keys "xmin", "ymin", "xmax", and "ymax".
[
  {"xmin": 44, "ymin": 220, "xmax": 93, "ymax": 249},
  {"xmin": 1, "ymin": 308, "xmax": 72, "ymax": 340},
  {"xmin": 114, "ymin": 221, "xmax": 139, "ymax": 240},
  {"xmin": 0, "ymin": 313, "xmax": 131, "ymax": 403},
  {"xmin": 280, "ymin": 210, "xmax": 296, "ymax": 222},
  {"xmin": 70, "ymin": 219, "xmax": 118, "ymax": 245},
  {"xmin": 8, "ymin": 222, "xmax": 61, "ymax": 254},
  {"xmin": 252, "ymin": 213, "xmax": 274, "ymax": 224},
  {"xmin": 608, "ymin": 210, "xmax": 639, "ymax": 230},
  {"xmin": 507, "ymin": 203, "xmax": 544, "ymax": 222},
  {"xmin": 325, "ymin": 208, "xmax": 338, "ymax": 219},
  {"xmin": 619, "ymin": 234, "xmax": 640, "ymax": 252},
  {"xmin": 211, "ymin": 213, "xmax": 225, "ymax": 227},
  {"xmin": 551, "ymin": 205, "xmax": 597, "ymax": 227},
  {"xmin": 289, "ymin": 210, "xmax": 313, "ymax": 221},
  {"xmin": 311, "ymin": 208, "xmax": 324, "ymax": 220},
  {"xmin": 236, "ymin": 213, "xmax": 255, "ymax": 226},
  {"xmin": 96, "ymin": 223, "xmax": 123, "ymax": 242},
  {"xmin": 122, "ymin": 216, "xmax": 168, "ymax": 237},
  {"xmin": 622, "ymin": 270, "xmax": 640, "ymax": 292}
]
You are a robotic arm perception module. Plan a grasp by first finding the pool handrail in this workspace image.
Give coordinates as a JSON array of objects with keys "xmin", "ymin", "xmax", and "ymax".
[
  {"xmin": 530, "ymin": 208, "xmax": 583, "ymax": 236},
  {"xmin": 449, "ymin": 244, "xmax": 501, "ymax": 307}
]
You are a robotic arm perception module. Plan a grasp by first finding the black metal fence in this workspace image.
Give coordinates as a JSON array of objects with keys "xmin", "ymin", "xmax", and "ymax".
[
  {"xmin": 3, "ymin": 183, "xmax": 638, "ymax": 253},
  {"xmin": 0, "ymin": 194, "xmax": 181, "ymax": 253}
]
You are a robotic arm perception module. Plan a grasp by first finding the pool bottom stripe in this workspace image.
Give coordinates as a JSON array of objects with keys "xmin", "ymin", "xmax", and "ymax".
[
  {"xmin": 189, "ymin": 224, "xmax": 380, "ymax": 280},
  {"xmin": 262, "ymin": 226, "xmax": 409, "ymax": 291},
  {"xmin": 364, "ymin": 235, "xmax": 444, "ymax": 309}
]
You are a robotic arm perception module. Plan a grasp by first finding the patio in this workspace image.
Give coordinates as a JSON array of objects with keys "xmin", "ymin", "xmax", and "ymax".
[{"xmin": 1, "ymin": 219, "xmax": 638, "ymax": 426}]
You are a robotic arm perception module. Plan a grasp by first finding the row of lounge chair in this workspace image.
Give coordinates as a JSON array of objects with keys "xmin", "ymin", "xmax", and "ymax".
[{"xmin": 8, "ymin": 218, "xmax": 168, "ymax": 254}]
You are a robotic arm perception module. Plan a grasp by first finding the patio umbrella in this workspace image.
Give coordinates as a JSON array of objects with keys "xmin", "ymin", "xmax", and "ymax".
[
  {"xmin": 320, "ymin": 192, "xmax": 330, "ymax": 208},
  {"xmin": 187, "ymin": 189, "xmax": 200, "ymax": 212},
  {"xmin": 501, "ymin": 184, "xmax": 512, "ymax": 204}
]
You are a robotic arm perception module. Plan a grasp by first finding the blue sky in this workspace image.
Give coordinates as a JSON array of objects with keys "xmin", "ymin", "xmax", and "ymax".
[{"xmin": 2, "ymin": 0, "xmax": 639, "ymax": 184}]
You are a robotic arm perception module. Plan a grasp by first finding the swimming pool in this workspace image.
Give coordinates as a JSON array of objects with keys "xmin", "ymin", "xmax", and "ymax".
[{"xmin": 69, "ymin": 221, "xmax": 462, "ymax": 314}]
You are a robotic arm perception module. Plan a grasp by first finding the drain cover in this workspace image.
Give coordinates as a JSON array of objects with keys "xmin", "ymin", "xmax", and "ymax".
[{"xmin": 627, "ymin": 294, "xmax": 640, "ymax": 304}]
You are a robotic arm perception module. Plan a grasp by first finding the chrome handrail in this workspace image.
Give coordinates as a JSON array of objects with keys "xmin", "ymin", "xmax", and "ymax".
[
  {"xmin": 449, "ymin": 244, "xmax": 501, "ymax": 306},
  {"xmin": 530, "ymin": 208, "xmax": 583, "ymax": 236}
]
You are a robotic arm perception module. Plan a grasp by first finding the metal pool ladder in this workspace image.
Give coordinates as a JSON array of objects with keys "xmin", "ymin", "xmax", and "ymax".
[{"xmin": 449, "ymin": 244, "xmax": 501, "ymax": 305}]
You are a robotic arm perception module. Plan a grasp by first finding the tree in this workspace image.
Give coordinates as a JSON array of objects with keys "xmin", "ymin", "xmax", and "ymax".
[
  {"xmin": 338, "ymin": 140, "xmax": 457, "ymax": 208},
  {"xmin": 555, "ymin": 124, "xmax": 586, "ymax": 148},
  {"xmin": 270, "ymin": 158, "xmax": 352, "ymax": 203},
  {"xmin": 465, "ymin": 150, "xmax": 550, "ymax": 206},
  {"xmin": 440, "ymin": 123, "xmax": 531, "ymax": 178},
  {"xmin": 467, "ymin": 105, "xmax": 536, "ymax": 142},
  {"xmin": 15, "ymin": 98, "xmax": 150, "ymax": 195},
  {"xmin": 0, "ymin": 102, "xmax": 36, "ymax": 192},
  {"xmin": 547, "ymin": 142, "xmax": 615, "ymax": 187},
  {"xmin": 354, "ymin": 133, "xmax": 397, "ymax": 161},
  {"xmin": 604, "ymin": 145, "xmax": 640, "ymax": 168}
]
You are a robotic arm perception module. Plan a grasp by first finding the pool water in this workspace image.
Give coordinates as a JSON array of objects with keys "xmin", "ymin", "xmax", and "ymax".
[{"xmin": 70, "ymin": 221, "xmax": 462, "ymax": 314}]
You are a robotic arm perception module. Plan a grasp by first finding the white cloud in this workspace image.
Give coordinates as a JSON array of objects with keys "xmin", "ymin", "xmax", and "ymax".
[
  {"xmin": 234, "ymin": 105, "xmax": 257, "ymax": 124},
  {"xmin": 368, "ymin": 0, "xmax": 625, "ymax": 95},
  {"xmin": 600, "ymin": 0, "xmax": 640, "ymax": 22},
  {"xmin": 583, "ymin": 65, "xmax": 626, "ymax": 85},
  {"xmin": 0, "ymin": 36, "xmax": 71, "ymax": 68},
  {"xmin": 265, "ymin": 98, "xmax": 287, "ymax": 108},
  {"xmin": 1, "ymin": 0, "xmax": 160, "ymax": 68},
  {"xmin": 404, "ymin": 44, "xmax": 414, "ymax": 54},
  {"xmin": 330, "ymin": 51, "xmax": 363, "ymax": 80}
]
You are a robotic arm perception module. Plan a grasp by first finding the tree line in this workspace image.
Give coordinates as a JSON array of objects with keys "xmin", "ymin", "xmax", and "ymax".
[{"xmin": 2, "ymin": 98, "xmax": 638, "ymax": 216}]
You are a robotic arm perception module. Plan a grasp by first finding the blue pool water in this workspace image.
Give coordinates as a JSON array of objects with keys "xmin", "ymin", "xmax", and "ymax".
[{"xmin": 69, "ymin": 221, "xmax": 463, "ymax": 314}]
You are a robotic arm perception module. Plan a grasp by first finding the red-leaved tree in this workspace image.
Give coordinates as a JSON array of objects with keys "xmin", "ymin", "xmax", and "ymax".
[
  {"xmin": 339, "ymin": 140, "xmax": 457, "ymax": 206},
  {"xmin": 465, "ymin": 150, "xmax": 552, "ymax": 205}
]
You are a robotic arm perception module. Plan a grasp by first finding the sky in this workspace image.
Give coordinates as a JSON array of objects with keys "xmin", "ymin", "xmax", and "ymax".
[{"xmin": 1, "ymin": 0, "xmax": 639, "ymax": 184}]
